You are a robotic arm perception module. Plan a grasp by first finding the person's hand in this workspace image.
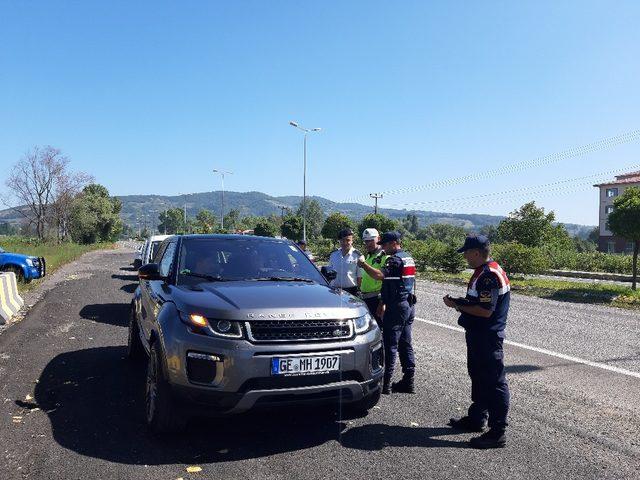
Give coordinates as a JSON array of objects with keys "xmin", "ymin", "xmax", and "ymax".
[
  {"xmin": 357, "ymin": 255, "xmax": 366, "ymax": 267},
  {"xmin": 376, "ymin": 303, "xmax": 385, "ymax": 319},
  {"xmin": 443, "ymin": 295, "xmax": 456, "ymax": 308}
]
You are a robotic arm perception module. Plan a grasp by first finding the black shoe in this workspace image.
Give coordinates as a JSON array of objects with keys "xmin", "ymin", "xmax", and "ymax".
[
  {"xmin": 469, "ymin": 429, "xmax": 506, "ymax": 449},
  {"xmin": 381, "ymin": 384, "xmax": 391, "ymax": 395},
  {"xmin": 391, "ymin": 377, "xmax": 415, "ymax": 394},
  {"xmin": 447, "ymin": 416, "xmax": 486, "ymax": 433}
]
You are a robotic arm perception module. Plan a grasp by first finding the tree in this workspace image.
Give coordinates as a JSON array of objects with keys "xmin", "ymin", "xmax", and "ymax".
[
  {"xmin": 416, "ymin": 223, "xmax": 466, "ymax": 245},
  {"xmin": 223, "ymin": 209, "xmax": 240, "ymax": 232},
  {"xmin": 69, "ymin": 184, "xmax": 123, "ymax": 244},
  {"xmin": 402, "ymin": 214, "xmax": 420, "ymax": 234},
  {"xmin": 281, "ymin": 214, "xmax": 304, "ymax": 240},
  {"xmin": 296, "ymin": 199, "xmax": 325, "ymax": 240},
  {"xmin": 607, "ymin": 187, "xmax": 640, "ymax": 289},
  {"xmin": 356, "ymin": 213, "xmax": 399, "ymax": 238},
  {"xmin": 194, "ymin": 209, "xmax": 217, "ymax": 234},
  {"xmin": 254, "ymin": 217, "xmax": 279, "ymax": 237},
  {"xmin": 4, "ymin": 146, "xmax": 90, "ymax": 240},
  {"xmin": 158, "ymin": 208, "xmax": 185, "ymax": 235},
  {"xmin": 321, "ymin": 212, "xmax": 354, "ymax": 240},
  {"xmin": 497, "ymin": 202, "xmax": 560, "ymax": 248}
]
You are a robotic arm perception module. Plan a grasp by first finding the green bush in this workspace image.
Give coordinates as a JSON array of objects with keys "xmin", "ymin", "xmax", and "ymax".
[
  {"xmin": 403, "ymin": 239, "xmax": 466, "ymax": 273},
  {"xmin": 492, "ymin": 242, "xmax": 550, "ymax": 275},
  {"xmin": 308, "ymin": 238, "xmax": 335, "ymax": 262}
]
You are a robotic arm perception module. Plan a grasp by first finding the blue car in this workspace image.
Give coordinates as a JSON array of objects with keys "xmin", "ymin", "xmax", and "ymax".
[{"xmin": 0, "ymin": 247, "xmax": 46, "ymax": 283}]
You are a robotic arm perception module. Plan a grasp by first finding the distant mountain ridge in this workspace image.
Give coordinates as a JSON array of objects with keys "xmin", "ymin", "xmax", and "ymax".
[{"xmin": 0, "ymin": 190, "xmax": 595, "ymax": 238}]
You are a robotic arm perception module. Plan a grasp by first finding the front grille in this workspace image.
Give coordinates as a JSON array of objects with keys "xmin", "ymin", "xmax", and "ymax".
[{"xmin": 246, "ymin": 319, "xmax": 353, "ymax": 343}]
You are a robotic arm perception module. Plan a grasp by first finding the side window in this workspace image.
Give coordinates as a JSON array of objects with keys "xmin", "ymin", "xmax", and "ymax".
[{"xmin": 159, "ymin": 242, "xmax": 177, "ymax": 277}]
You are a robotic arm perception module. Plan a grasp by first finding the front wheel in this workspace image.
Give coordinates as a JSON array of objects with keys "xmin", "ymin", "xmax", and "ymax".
[
  {"xmin": 2, "ymin": 266, "xmax": 25, "ymax": 283},
  {"xmin": 145, "ymin": 343, "xmax": 185, "ymax": 433},
  {"xmin": 349, "ymin": 388, "xmax": 381, "ymax": 414}
]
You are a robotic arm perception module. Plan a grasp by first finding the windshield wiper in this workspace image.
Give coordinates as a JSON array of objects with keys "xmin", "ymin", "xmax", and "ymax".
[
  {"xmin": 248, "ymin": 276, "xmax": 316, "ymax": 283},
  {"xmin": 180, "ymin": 271, "xmax": 228, "ymax": 282}
]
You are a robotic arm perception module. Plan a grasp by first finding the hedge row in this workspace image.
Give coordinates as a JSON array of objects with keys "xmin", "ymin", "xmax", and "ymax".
[{"xmin": 308, "ymin": 238, "xmax": 635, "ymax": 275}]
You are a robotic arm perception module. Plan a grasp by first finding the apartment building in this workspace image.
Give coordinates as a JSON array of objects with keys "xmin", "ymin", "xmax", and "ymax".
[{"xmin": 594, "ymin": 171, "xmax": 640, "ymax": 253}]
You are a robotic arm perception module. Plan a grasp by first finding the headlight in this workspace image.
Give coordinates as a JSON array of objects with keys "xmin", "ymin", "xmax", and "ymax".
[
  {"xmin": 354, "ymin": 312, "xmax": 372, "ymax": 334},
  {"xmin": 179, "ymin": 312, "xmax": 243, "ymax": 338},
  {"xmin": 25, "ymin": 258, "xmax": 33, "ymax": 266}
]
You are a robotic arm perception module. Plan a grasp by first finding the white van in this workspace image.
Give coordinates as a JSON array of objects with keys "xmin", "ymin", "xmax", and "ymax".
[{"xmin": 141, "ymin": 235, "xmax": 172, "ymax": 265}]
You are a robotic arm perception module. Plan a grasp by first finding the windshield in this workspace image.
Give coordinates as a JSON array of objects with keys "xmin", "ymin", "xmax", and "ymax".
[
  {"xmin": 177, "ymin": 237, "xmax": 325, "ymax": 285},
  {"xmin": 150, "ymin": 241, "xmax": 162, "ymax": 262}
]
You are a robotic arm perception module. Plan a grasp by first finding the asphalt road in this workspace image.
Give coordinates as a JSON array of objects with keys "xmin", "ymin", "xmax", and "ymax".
[{"xmin": 1, "ymin": 249, "xmax": 639, "ymax": 480}]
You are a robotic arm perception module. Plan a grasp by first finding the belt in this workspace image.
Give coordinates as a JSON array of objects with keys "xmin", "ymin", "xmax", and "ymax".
[{"xmin": 360, "ymin": 292, "xmax": 381, "ymax": 300}]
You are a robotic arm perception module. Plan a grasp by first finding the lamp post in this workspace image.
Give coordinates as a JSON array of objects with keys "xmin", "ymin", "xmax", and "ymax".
[
  {"xmin": 212, "ymin": 169, "xmax": 233, "ymax": 230},
  {"xmin": 289, "ymin": 121, "xmax": 321, "ymax": 242}
]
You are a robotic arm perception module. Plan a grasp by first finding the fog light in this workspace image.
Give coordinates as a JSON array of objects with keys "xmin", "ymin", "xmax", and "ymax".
[{"xmin": 216, "ymin": 320, "xmax": 231, "ymax": 333}]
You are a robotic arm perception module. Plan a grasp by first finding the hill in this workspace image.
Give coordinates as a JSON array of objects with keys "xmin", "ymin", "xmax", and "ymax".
[{"xmin": 0, "ymin": 190, "xmax": 595, "ymax": 238}]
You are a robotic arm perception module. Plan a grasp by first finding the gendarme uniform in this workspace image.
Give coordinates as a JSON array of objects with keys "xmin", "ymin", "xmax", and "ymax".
[
  {"xmin": 453, "ymin": 234, "xmax": 511, "ymax": 442},
  {"xmin": 378, "ymin": 231, "xmax": 417, "ymax": 393},
  {"xmin": 360, "ymin": 248, "xmax": 388, "ymax": 327}
]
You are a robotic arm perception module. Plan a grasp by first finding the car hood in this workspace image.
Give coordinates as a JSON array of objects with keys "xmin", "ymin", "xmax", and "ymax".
[
  {"xmin": 169, "ymin": 281, "xmax": 368, "ymax": 321},
  {"xmin": 0, "ymin": 252, "xmax": 36, "ymax": 263}
]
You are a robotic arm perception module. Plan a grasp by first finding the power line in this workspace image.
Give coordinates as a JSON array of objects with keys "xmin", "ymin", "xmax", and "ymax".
[
  {"xmin": 379, "ymin": 164, "xmax": 640, "ymax": 209},
  {"xmin": 344, "ymin": 129, "xmax": 640, "ymax": 202},
  {"xmin": 369, "ymin": 193, "xmax": 383, "ymax": 214}
]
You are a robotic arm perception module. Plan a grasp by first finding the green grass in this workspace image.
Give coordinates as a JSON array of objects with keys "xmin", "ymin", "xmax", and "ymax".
[
  {"xmin": 418, "ymin": 270, "xmax": 640, "ymax": 310},
  {"xmin": 0, "ymin": 236, "xmax": 115, "ymax": 293}
]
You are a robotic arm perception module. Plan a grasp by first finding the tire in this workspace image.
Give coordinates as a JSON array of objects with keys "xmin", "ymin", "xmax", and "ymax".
[
  {"xmin": 349, "ymin": 388, "xmax": 382, "ymax": 414},
  {"xmin": 2, "ymin": 266, "xmax": 25, "ymax": 283},
  {"xmin": 145, "ymin": 343, "xmax": 185, "ymax": 433},
  {"xmin": 127, "ymin": 308, "xmax": 145, "ymax": 361}
]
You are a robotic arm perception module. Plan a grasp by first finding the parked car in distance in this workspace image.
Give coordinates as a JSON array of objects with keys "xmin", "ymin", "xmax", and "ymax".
[
  {"xmin": 141, "ymin": 235, "xmax": 171, "ymax": 266},
  {"xmin": 128, "ymin": 234, "xmax": 383, "ymax": 432},
  {"xmin": 0, "ymin": 246, "xmax": 46, "ymax": 283}
]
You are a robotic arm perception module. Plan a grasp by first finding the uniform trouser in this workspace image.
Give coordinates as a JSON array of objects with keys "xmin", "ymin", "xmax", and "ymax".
[
  {"xmin": 382, "ymin": 302, "xmax": 415, "ymax": 382},
  {"xmin": 363, "ymin": 295, "xmax": 382, "ymax": 329},
  {"xmin": 465, "ymin": 329, "xmax": 510, "ymax": 431}
]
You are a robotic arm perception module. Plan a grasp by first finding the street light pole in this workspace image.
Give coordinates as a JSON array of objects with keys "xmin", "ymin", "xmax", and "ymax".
[
  {"xmin": 289, "ymin": 121, "xmax": 321, "ymax": 242},
  {"xmin": 213, "ymin": 169, "xmax": 233, "ymax": 231}
]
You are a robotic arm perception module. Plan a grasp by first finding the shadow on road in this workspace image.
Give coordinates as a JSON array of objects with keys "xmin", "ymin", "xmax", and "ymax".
[
  {"xmin": 79, "ymin": 303, "xmax": 129, "ymax": 327},
  {"xmin": 120, "ymin": 283, "xmax": 138, "ymax": 294},
  {"xmin": 112, "ymin": 273, "xmax": 139, "ymax": 282},
  {"xmin": 505, "ymin": 364, "xmax": 543, "ymax": 374},
  {"xmin": 340, "ymin": 424, "xmax": 466, "ymax": 450},
  {"xmin": 36, "ymin": 346, "xmax": 419, "ymax": 465}
]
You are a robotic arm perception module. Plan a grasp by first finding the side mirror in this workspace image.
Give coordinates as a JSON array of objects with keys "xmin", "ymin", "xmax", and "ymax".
[
  {"xmin": 321, "ymin": 266, "xmax": 337, "ymax": 282},
  {"xmin": 138, "ymin": 263, "xmax": 164, "ymax": 281}
]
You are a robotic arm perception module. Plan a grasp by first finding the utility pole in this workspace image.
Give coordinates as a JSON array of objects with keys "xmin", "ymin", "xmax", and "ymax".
[
  {"xmin": 370, "ymin": 193, "xmax": 383, "ymax": 214},
  {"xmin": 213, "ymin": 169, "xmax": 233, "ymax": 230},
  {"xmin": 279, "ymin": 205, "xmax": 288, "ymax": 220}
]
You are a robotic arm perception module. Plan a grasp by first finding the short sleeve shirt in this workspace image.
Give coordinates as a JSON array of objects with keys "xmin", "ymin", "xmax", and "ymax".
[{"xmin": 328, "ymin": 248, "xmax": 362, "ymax": 288}]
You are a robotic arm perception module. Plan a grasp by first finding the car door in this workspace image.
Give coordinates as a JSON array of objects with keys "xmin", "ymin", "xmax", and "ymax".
[{"xmin": 142, "ymin": 240, "xmax": 178, "ymax": 337}]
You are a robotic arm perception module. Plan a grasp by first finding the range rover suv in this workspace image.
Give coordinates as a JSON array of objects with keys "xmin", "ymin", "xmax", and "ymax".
[{"xmin": 128, "ymin": 234, "xmax": 384, "ymax": 432}]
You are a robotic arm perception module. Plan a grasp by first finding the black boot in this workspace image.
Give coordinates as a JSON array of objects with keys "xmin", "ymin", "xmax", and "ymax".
[
  {"xmin": 469, "ymin": 429, "xmax": 506, "ymax": 449},
  {"xmin": 447, "ymin": 416, "xmax": 486, "ymax": 432},
  {"xmin": 382, "ymin": 374, "xmax": 392, "ymax": 395},
  {"xmin": 392, "ymin": 371, "xmax": 415, "ymax": 393}
]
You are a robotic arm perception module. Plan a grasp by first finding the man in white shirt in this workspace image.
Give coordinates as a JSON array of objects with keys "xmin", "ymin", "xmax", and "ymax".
[{"xmin": 327, "ymin": 228, "xmax": 362, "ymax": 295}]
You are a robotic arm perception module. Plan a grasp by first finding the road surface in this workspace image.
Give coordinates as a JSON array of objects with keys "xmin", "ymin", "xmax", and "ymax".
[{"xmin": 1, "ymin": 248, "xmax": 638, "ymax": 479}]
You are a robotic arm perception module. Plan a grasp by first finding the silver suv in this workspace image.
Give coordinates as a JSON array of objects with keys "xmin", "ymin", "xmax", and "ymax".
[{"xmin": 128, "ymin": 234, "xmax": 384, "ymax": 432}]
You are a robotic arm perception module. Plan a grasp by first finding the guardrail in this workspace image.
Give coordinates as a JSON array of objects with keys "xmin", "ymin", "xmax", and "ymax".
[{"xmin": 0, "ymin": 272, "xmax": 24, "ymax": 325}]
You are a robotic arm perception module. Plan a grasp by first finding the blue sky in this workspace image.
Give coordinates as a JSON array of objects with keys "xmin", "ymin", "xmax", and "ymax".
[{"xmin": 1, "ymin": 1, "xmax": 639, "ymax": 225}]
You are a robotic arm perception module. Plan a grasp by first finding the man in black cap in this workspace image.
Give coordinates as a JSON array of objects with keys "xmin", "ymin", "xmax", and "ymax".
[
  {"xmin": 327, "ymin": 228, "xmax": 361, "ymax": 296},
  {"xmin": 443, "ymin": 234, "xmax": 511, "ymax": 449},
  {"xmin": 358, "ymin": 231, "xmax": 417, "ymax": 394}
]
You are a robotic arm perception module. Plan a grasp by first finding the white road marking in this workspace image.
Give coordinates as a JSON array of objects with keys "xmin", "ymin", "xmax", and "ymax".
[{"xmin": 415, "ymin": 317, "xmax": 640, "ymax": 379}]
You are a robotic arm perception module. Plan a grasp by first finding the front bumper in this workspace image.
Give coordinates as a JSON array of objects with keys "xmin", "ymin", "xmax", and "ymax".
[
  {"xmin": 162, "ymin": 321, "xmax": 384, "ymax": 414},
  {"xmin": 25, "ymin": 257, "xmax": 46, "ymax": 280}
]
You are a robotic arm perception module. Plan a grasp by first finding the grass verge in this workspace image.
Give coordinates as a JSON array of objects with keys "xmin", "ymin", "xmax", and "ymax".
[
  {"xmin": 0, "ymin": 236, "xmax": 116, "ymax": 294},
  {"xmin": 419, "ymin": 270, "xmax": 640, "ymax": 310}
]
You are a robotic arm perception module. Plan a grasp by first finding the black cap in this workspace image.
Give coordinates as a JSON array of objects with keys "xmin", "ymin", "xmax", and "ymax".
[
  {"xmin": 338, "ymin": 228, "xmax": 354, "ymax": 239},
  {"xmin": 377, "ymin": 231, "xmax": 401, "ymax": 245},
  {"xmin": 297, "ymin": 239, "xmax": 306, "ymax": 245},
  {"xmin": 457, "ymin": 234, "xmax": 490, "ymax": 253}
]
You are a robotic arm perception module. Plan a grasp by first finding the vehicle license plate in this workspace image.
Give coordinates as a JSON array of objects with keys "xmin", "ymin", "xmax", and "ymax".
[{"xmin": 271, "ymin": 355, "xmax": 340, "ymax": 376}]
